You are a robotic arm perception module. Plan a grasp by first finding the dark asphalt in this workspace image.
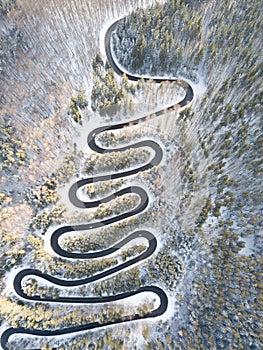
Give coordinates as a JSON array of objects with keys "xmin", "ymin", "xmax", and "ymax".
[{"xmin": 1, "ymin": 17, "xmax": 194, "ymax": 350}]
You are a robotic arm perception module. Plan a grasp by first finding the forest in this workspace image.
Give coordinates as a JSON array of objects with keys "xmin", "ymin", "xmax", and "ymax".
[{"xmin": 0, "ymin": 0, "xmax": 262, "ymax": 349}]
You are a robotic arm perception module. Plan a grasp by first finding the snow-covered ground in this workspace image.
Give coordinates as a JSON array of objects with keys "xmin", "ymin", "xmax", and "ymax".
[{"xmin": 238, "ymin": 235, "xmax": 255, "ymax": 256}]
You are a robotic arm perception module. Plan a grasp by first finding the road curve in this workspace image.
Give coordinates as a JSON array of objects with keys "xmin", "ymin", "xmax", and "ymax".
[
  {"xmin": 1, "ymin": 17, "xmax": 194, "ymax": 350},
  {"xmin": 105, "ymin": 22, "xmax": 194, "ymax": 107}
]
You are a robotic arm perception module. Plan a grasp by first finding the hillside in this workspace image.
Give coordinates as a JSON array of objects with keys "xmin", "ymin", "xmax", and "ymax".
[
  {"xmin": 0, "ymin": 0, "xmax": 262, "ymax": 349},
  {"xmin": 111, "ymin": 0, "xmax": 263, "ymax": 348}
]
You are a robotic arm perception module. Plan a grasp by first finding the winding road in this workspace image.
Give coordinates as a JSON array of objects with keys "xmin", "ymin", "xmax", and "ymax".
[{"xmin": 1, "ymin": 18, "xmax": 194, "ymax": 350}]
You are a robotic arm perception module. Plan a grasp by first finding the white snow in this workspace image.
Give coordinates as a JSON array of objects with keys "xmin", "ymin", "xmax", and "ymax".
[{"xmin": 238, "ymin": 235, "xmax": 255, "ymax": 256}]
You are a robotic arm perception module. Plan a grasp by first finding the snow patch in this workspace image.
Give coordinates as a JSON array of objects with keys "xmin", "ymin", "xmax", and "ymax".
[{"xmin": 238, "ymin": 235, "xmax": 255, "ymax": 256}]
